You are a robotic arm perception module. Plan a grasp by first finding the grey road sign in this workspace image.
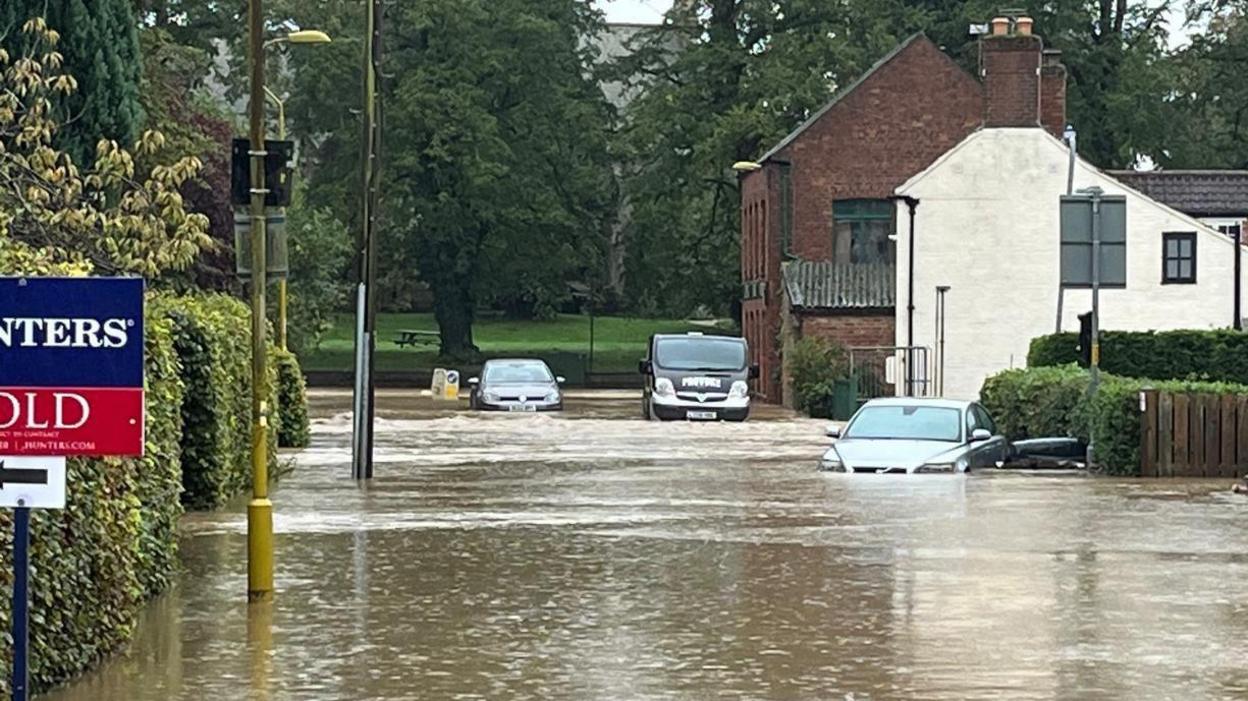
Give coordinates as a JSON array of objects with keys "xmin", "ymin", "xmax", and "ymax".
[{"xmin": 1060, "ymin": 194, "xmax": 1127, "ymax": 287}]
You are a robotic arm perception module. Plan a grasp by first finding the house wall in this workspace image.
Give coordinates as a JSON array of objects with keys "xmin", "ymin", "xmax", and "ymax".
[
  {"xmin": 779, "ymin": 38, "xmax": 984, "ymax": 263},
  {"xmin": 895, "ymin": 128, "xmax": 1248, "ymax": 401},
  {"xmin": 740, "ymin": 165, "xmax": 784, "ymax": 400}
]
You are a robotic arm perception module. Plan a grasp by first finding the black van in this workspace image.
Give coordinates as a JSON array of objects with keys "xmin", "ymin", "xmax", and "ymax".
[{"xmin": 639, "ymin": 332, "xmax": 758, "ymax": 421}]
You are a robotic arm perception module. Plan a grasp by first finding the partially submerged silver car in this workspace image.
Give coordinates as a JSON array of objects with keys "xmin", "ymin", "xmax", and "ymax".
[
  {"xmin": 820, "ymin": 398, "xmax": 1008, "ymax": 474},
  {"xmin": 467, "ymin": 359, "xmax": 564, "ymax": 412}
]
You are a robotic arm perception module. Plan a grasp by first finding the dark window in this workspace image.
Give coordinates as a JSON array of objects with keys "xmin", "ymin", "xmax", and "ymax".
[
  {"xmin": 833, "ymin": 199, "xmax": 895, "ymax": 264},
  {"xmin": 972, "ymin": 405, "xmax": 997, "ymax": 435},
  {"xmin": 1162, "ymin": 232, "xmax": 1196, "ymax": 284},
  {"xmin": 1218, "ymin": 223, "xmax": 1241, "ymax": 241}
]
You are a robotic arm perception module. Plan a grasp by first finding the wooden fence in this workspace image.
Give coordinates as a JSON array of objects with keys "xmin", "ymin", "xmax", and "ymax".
[{"xmin": 1140, "ymin": 391, "xmax": 1248, "ymax": 478}]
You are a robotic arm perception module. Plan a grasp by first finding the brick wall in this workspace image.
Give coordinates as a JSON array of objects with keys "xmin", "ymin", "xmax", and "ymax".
[
  {"xmin": 982, "ymin": 35, "xmax": 1042, "ymax": 127},
  {"xmin": 798, "ymin": 311, "xmax": 896, "ymax": 350},
  {"xmin": 739, "ymin": 166, "xmax": 784, "ymax": 401},
  {"xmin": 1040, "ymin": 51, "xmax": 1067, "ymax": 139},
  {"xmin": 776, "ymin": 38, "xmax": 984, "ymax": 263}
]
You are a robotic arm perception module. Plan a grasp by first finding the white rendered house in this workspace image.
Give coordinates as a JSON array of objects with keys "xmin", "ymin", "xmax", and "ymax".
[{"xmin": 893, "ymin": 128, "xmax": 1247, "ymax": 400}]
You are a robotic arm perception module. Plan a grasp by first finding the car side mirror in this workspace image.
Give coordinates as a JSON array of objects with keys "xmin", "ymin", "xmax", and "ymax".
[
  {"xmin": 970, "ymin": 428, "xmax": 991, "ymax": 442},
  {"xmin": 468, "ymin": 377, "xmax": 479, "ymax": 386},
  {"xmin": 826, "ymin": 424, "xmax": 841, "ymax": 439},
  {"xmin": 638, "ymin": 360, "xmax": 652, "ymax": 375},
  {"xmin": 556, "ymin": 376, "xmax": 565, "ymax": 385},
  {"xmin": 749, "ymin": 364, "xmax": 760, "ymax": 380}
]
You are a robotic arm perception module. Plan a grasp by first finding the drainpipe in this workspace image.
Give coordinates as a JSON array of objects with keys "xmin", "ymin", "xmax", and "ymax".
[
  {"xmin": 892, "ymin": 195, "xmax": 920, "ymax": 395},
  {"xmin": 1237, "ymin": 222, "xmax": 1243, "ymax": 331}
]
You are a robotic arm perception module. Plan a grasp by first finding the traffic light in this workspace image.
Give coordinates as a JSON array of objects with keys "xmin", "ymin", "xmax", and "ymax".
[
  {"xmin": 230, "ymin": 138, "xmax": 295, "ymax": 207},
  {"xmin": 1077, "ymin": 312, "xmax": 1092, "ymax": 367}
]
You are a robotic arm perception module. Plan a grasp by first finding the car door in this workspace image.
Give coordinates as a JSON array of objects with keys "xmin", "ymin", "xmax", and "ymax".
[{"xmin": 968, "ymin": 403, "xmax": 1008, "ymax": 468}]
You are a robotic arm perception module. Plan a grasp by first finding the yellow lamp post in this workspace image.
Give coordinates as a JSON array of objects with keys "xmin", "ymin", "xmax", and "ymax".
[{"xmin": 246, "ymin": 19, "xmax": 332, "ymax": 602}]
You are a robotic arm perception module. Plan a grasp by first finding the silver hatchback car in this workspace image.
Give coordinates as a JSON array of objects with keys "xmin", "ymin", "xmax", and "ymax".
[
  {"xmin": 467, "ymin": 359, "xmax": 564, "ymax": 412},
  {"xmin": 820, "ymin": 398, "xmax": 1008, "ymax": 474}
]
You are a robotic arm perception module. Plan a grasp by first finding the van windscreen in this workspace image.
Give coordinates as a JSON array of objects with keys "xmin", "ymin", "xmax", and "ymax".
[{"xmin": 654, "ymin": 337, "xmax": 746, "ymax": 371}]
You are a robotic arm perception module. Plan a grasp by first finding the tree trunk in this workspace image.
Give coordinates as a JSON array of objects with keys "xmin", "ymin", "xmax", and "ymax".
[{"xmin": 433, "ymin": 276, "xmax": 478, "ymax": 359}]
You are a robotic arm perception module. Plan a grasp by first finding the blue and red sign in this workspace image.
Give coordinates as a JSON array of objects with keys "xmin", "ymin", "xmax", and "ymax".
[{"xmin": 0, "ymin": 278, "xmax": 145, "ymax": 457}]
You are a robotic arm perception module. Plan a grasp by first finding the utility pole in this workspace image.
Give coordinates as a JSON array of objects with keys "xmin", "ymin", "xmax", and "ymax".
[
  {"xmin": 1087, "ymin": 186, "xmax": 1103, "ymax": 469},
  {"xmin": 246, "ymin": 0, "xmax": 274, "ymax": 600},
  {"xmin": 352, "ymin": 0, "xmax": 383, "ymax": 480}
]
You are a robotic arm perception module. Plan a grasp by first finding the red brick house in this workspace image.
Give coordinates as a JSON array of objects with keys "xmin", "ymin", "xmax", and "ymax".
[{"xmin": 740, "ymin": 25, "xmax": 1067, "ymax": 405}]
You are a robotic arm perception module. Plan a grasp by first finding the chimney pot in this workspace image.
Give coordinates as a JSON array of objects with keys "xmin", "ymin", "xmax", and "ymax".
[
  {"xmin": 990, "ymin": 17, "xmax": 1010, "ymax": 36},
  {"xmin": 1016, "ymin": 17, "xmax": 1034, "ymax": 35}
]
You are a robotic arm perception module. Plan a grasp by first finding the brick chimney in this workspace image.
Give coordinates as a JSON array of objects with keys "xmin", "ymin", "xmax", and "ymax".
[{"xmin": 980, "ymin": 16, "xmax": 1065, "ymax": 132}]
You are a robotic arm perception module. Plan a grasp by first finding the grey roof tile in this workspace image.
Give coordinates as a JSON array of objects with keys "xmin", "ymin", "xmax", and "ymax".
[
  {"xmin": 783, "ymin": 260, "xmax": 895, "ymax": 310},
  {"xmin": 1108, "ymin": 170, "xmax": 1248, "ymax": 218}
]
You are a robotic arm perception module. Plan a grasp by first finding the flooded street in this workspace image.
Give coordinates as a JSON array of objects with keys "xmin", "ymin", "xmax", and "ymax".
[{"xmin": 47, "ymin": 390, "xmax": 1248, "ymax": 700}]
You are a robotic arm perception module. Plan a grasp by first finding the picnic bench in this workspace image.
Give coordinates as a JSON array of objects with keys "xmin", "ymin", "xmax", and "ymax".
[{"xmin": 393, "ymin": 329, "xmax": 440, "ymax": 348}]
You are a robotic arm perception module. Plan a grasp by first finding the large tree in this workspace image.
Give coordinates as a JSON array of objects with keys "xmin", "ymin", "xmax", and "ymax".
[
  {"xmin": 2, "ymin": 0, "xmax": 144, "ymax": 165},
  {"xmin": 381, "ymin": 0, "xmax": 615, "ymax": 356}
]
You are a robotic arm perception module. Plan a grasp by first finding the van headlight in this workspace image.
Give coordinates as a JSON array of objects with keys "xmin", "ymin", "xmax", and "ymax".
[
  {"xmin": 654, "ymin": 377, "xmax": 675, "ymax": 398},
  {"xmin": 915, "ymin": 463, "xmax": 955, "ymax": 474},
  {"xmin": 728, "ymin": 381, "xmax": 749, "ymax": 399}
]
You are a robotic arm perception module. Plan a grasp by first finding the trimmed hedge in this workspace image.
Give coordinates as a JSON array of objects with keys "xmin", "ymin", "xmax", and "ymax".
[
  {"xmin": 1029, "ymin": 329, "xmax": 1248, "ymax": 385},
  {"xmin": 275, "ymin": 348, "xmax": 310, "ymax": 448},
  {"xmin": 0, "ymin": 301, "xmax": 185, "ymax": 691},
  {"xmin": 152, "ymin": 294, "xmax": 280, "ymax": 510},
  {"xmin": 981, "ymin": 364, "xmax": 1248, "ymax": 475}
]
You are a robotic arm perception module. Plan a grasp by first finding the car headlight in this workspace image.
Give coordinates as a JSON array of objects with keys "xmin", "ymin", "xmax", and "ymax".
[
  {"xmin": 654, "ymin": 377, "xmax": 675, "ymax": 398},
  {"xmin": 819, "ymin": 451, "xmax": 846, "ymax": 472},
  {"xmin": 483, "ymin": 391, "xmax": 500, "ymax": 402},
  {"xmin": 915, "ymin": 463, "xmax": 955, "ymax": 474},
  {"xmin": 545, "ymin": 391, "xmax": 560, "ymax": 403},
  {"xmin": 728, "ymin": 380, "xmax": 749, "ymax": 399}
]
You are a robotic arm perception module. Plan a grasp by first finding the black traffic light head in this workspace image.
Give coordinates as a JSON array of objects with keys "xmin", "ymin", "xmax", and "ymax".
[{"xmin": 1077, "ymin": 312, "xmax": 1092, "ymax": 367}]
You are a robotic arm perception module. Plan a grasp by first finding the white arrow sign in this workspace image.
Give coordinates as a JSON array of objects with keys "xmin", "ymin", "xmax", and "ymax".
[{"xmin": 0, "ymin": 456, "xmax": 65, "ymax": 509}]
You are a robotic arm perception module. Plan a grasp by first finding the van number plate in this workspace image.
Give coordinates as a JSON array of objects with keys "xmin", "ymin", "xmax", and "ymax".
[{"xmin": 687, "ymin": 411, "xmax": 717, "ymax": 421}]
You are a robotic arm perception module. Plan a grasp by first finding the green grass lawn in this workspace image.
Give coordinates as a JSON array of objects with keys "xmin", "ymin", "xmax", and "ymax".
[{"xmin": 299, "ymin": 313, "xmax": 730, "ymax": 375}]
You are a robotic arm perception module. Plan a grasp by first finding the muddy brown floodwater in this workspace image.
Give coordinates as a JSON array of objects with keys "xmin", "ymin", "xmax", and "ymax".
[{"xmin": 46, "ymin": 390, "xmax": 1248, "ymax": 700}]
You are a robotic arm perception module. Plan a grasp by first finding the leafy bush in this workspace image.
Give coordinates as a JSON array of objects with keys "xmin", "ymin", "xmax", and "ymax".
[
  {"xmin": 1028, "ymin": 329, "xmax": 1248, "ymax": 384},
  {"xmin": 275, "ymin": 348, "xmax": 310, "ymax": 448},
  {"xmin": 980, "ymin": 364, "xmax": 1089, "ymax": 441},
  {"xmin": 787, "ymin": 336, "xmax": 849, "ymax": 418},
  {"xmin": 1027, "ymin": 333, "xmax": 1080, "ymax": 368},
  {"xmin": 981, "ymin": 365, "xmax": 1248, "ymax": 475},
  {"xmin": 0, "ymin": 300, "xmax": 185, "ymax": 692},
  {"xmin": 153, "ymin": 293, "xmax": 279, "ymax": 509}
]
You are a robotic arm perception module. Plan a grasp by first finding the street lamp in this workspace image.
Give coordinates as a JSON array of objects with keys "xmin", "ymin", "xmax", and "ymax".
[
  {"xmin": 244, "ymin": 20, "xmax": 333, "ymax": 602},
  {"xmin": 264, "ymin": 29, "xmax": 332, "ymax": 351},
  {"xmin": 732, "ymin": 161, "xmax": 762, "ymax": 172}
]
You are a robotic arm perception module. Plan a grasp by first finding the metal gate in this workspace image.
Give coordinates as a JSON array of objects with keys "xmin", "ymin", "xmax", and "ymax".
[{"xmin": 848, "ymin": 346, "xmax": 931, "ymax": 403}]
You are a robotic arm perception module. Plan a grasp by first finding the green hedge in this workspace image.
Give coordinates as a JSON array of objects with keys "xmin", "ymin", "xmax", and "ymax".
[
  {"xmin": 275, "ymin": 348, "xmax": 310, "ymax": 448},
  {"xmin": 981, "ymin": 365, "xmax": 1248, "ymax": 475},
  {"xmin": 153, "ymin": 294, "xmax": 280, "ymax": 510},
  {"xmin": 0, "ymin": 301, "xmax": 185, "ymax": 691},
  {"xmin": 1028, "ymin": 329, "xmax": 1248, "ymax": 384}
]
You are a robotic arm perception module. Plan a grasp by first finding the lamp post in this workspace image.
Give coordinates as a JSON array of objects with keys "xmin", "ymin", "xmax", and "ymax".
[
  {"xmin": 264, "ymin": 30, "xmax": 331, "ymax": 352},
  {"xmin": 245, "ymin": 21, "xmax": 332, "ymax": 602}
]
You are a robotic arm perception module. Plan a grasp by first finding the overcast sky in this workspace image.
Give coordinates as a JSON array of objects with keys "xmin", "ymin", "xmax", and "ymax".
[
  {"xmin": 596, "ymin": 0, "xmax": 671, "ymax": 24},
  {"xmin": 595, "ymin": 1, "xmax": 1192, "ymax": 48}
]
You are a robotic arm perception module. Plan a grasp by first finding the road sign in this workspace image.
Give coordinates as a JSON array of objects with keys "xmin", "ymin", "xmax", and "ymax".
[
  {"xmin": 1060, "ymin": 194, "xmax": 1127, "ymax": 287},
  {"xmin": 0, "ymin": 457, "xmax": 65, "ymax": 509},
  {"xmin": 0, "ymin": 277, "xmax": 145, "ymax": 456}
]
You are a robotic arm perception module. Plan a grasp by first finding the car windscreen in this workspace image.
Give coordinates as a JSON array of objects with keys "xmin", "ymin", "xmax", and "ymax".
[
  {"xmin": 484, "ymin": 363, "xmax": 553, "ymax": 384},
  {"xmin": 654, "ymin": 337, "xmax": 746, "ymax": 371},
  {"xmin": 843, "ymin": 405, "xmax": 962, "ymax": 442}
]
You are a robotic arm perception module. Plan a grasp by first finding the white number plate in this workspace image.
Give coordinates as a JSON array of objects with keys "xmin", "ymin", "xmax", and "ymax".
[
  {"xmin": 509, "ymin": 404, "xmax": 536, "ymax": 413},
  {"xmin": 687, "ymin": 410, "xmax": 717, "ymax": 421}
]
